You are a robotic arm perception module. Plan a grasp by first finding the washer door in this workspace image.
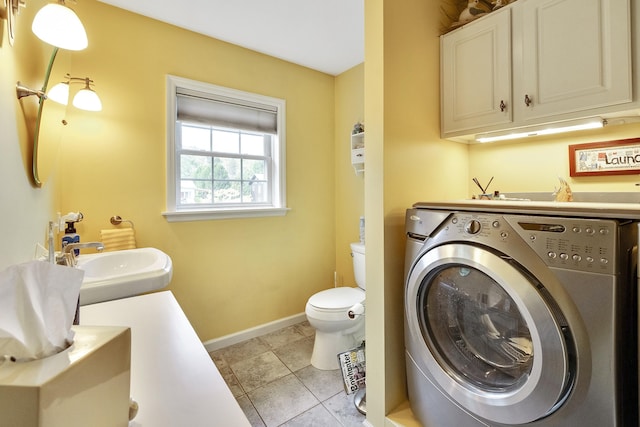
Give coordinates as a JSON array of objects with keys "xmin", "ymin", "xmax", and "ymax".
[{"xmin": 406, "ymin": 243, "xmax": 573, "ymax": 425}]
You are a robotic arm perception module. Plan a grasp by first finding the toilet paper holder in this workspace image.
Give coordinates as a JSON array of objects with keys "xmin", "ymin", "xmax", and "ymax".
[{"xmin": 348, "ymin": 303, "xmax": 365, "ymax": 319}]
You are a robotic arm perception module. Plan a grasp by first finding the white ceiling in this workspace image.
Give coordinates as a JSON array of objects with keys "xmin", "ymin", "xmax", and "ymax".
[{"xmin": 97, "ymin": 0, "xmax": 364, "ymax": 76}]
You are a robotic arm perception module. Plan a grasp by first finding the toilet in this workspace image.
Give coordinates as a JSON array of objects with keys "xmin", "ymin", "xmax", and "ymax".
[{"xmin": 305, "ymin": 242, "xmax": 365, "ymax": 370}]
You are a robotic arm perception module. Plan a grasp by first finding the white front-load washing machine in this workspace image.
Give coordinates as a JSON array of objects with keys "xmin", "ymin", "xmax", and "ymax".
[{"xmin": 404, "ymin": 201, "xmax": 638, "ymax": 426}]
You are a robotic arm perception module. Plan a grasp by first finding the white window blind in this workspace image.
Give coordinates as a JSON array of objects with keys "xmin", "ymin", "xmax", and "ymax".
[{"xmin": 176, "ymin": 89, "xmax": 278, "ymax": 134}]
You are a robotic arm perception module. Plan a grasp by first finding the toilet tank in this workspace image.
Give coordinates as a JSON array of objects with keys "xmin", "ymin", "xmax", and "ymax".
[{"xmin": 350, "ymin": 242, "xmax": 365, "ymax": 290}]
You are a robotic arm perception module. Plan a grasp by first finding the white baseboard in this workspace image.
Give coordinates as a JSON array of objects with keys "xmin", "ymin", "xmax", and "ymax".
[{"xmin": 204, "ymin": 312, "xmax": 307, "ymax": 352}]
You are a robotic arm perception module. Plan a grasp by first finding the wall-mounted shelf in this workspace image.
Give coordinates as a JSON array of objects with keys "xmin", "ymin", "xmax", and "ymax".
[{"xmin": 351, "ymin": 132, "xmax": 364, "ymax": 175}]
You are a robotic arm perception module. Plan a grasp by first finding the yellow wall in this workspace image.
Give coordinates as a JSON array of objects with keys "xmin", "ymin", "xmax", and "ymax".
[
  {"xmin": 55, "ymin": 0, "xmax": 338, "ymax": 340},
  {"xmin": 364, "ymin": 0, "xmax": 470, "ymax": 424},
  {"xmin": 334, "ymin": 63, "xmax": 365, "ymax": 287}
]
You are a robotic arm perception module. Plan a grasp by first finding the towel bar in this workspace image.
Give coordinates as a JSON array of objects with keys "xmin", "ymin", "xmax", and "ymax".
[{"xmin": 110, "ymin": 215, "xmax": 134, "ymax": 228}]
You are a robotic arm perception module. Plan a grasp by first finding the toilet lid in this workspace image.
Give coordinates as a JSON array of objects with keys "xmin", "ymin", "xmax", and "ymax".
[{"xmin": 308, "ymin": 287, "xmax": 365, "ymax": 310}]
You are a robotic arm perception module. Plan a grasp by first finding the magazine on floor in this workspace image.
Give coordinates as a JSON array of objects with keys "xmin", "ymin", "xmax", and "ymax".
[{"xmin": 337, "ymin": 341, "xmax": 365, "ymax": 394}]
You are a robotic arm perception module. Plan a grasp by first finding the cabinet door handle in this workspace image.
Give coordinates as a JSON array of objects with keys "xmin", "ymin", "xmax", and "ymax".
[
  {"xmin": 524, "ymin": 94, "xmax": 533, "ymax": 107},
  {"xmin": 499, "ymin": 100, "xmax": 506, "ymax": 112}
]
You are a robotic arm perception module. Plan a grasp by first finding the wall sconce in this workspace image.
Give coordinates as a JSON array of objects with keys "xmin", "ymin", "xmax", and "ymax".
[
  {"xmin": 15, "ymin": 75, "xmax": 101, "ymax": 112},
  {"xmin": 475, "ymin": 117, "xmax": 605, "ymax": 143},
  {"xmin": 48, "ymin": 74, "xmax": 102, "ymax": 111},
  {"xmin": 11, "ymin": 0, "xmax": 96, "ymax": 187},
  {"xmin": 15, "ymin": 0, "xmax": 95, "ymax": 111},
  {"xmin": 31, "ymin": 0, "xmax": 87, "ymax": 50}
]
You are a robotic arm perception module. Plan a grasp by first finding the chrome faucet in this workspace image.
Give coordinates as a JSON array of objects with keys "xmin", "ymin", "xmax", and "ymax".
[
  {"xmin": 62, "ymin": 242, "xmax": 105, "ymax": 266},
  {"xmin": 59, "ymin": 242, "xmax": 103, "ymax": 326},
  {"xmin": 63, "ymin": 241, "xmax": 105, "ymax": 254}
]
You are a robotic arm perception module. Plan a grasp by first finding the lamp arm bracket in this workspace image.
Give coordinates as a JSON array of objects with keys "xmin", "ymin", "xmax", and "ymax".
[{"xmin": 16, "ymin": 82, "xmax": 47, "ymax": 100}]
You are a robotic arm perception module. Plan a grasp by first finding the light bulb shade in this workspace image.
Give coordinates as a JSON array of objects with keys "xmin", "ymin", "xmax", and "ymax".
[
  {"xmin": 47, "ymin": 82, "xmax": 70, "ymax": 105},
  {"xmin": 73, "ymin": 88, "xmax": 102, "ymax": 111},
  {"xmin": 32, "ymin": 3, "xmax": 88, "ymax": 50}
]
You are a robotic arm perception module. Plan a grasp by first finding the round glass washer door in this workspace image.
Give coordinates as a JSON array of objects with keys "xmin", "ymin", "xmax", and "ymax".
[
  {"xmin": 425, "ymin": 264, "xmax": 534, "ymax": 391},
  {"xmin": 405, "ymin": 243, "xmax": 573, "ymax": 425}
]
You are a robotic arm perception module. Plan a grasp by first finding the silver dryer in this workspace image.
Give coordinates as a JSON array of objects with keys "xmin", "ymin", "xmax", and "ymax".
[{"xmin": 404, "ymin": 203, "xmax": 638, "ymax": 426}]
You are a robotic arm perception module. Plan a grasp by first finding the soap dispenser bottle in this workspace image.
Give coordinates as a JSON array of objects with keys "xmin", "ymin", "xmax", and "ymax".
[
  {"xmin": 62, "ymin": 221, "xmax": 80, "ymax": 256},
  {"xmin": 59, "ymin": 211, "xmax": 83, "ymax": 256}
]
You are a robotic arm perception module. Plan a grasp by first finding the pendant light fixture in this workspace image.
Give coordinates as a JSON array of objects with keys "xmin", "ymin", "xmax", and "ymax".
[{"xmin": 31, "ymin": 0, "xmax": 88, "ymax": 50}]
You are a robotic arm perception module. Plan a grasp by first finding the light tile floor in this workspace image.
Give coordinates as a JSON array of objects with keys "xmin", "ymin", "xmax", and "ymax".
[{"xmin": 210, "ymin": 321, "xmax": 366, "ymax": 427}]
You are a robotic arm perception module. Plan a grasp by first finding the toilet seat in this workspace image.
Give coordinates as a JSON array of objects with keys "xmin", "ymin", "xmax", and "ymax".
[{"xmin": 308, "ymin": 287, "xmax": 364, "ymax": 311}]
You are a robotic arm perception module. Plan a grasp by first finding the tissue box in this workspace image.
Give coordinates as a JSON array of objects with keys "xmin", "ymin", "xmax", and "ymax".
[{"xmin": 0, "ymin": 325, "xmax": 131, "ymax": 427}]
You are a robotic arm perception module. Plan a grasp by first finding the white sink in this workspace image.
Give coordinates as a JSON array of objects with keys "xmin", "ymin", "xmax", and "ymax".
[{"xmin": 76, "ymin": 247, "xmax": 173, "ymax": 305}]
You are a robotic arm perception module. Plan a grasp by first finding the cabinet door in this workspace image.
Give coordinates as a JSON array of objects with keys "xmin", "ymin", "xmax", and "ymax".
[
  {"xmin": 441, "ymin": 8, "xmax": 512, "ymax": 137},
  {"xmin": 517, "ymin": 0, "xmax": 631, "ymax": 123}
]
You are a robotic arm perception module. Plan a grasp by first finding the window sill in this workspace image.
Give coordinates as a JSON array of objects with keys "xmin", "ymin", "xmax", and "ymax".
[{"xmin": 162, "ymin": 207, "xmax": 290, "ymax": 222}]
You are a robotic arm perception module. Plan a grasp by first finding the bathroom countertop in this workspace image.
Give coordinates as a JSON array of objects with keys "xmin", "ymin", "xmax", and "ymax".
[{"xmin": 81, "ymin": 291, "xmax": 250, "ymax": 427}]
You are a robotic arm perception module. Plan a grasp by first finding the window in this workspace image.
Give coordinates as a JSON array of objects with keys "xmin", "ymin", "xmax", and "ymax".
[{"xmin": 164, "ymin": 75, "xmax": 288, "ymax": 221}]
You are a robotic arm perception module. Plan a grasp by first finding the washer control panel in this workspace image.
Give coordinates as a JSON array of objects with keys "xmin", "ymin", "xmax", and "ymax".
[
  {"xmin": 448, "ymin": 214, "xmax": 506, "ymax": 239},
  {"xmin": 513, "ymin": 217, "xmax": 617, "ymax": 274},
  {"xmin": 445, "ymin": 212, "xmax": 619, "ymax": 274}
]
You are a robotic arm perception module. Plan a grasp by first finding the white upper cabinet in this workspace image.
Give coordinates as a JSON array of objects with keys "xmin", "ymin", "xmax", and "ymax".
[
  {"xmin": 441, "ymin": 0, "xmax": 633, "ymax": 141},
  {"xmin": 441, "ymin": 7, "xmax": 512, "ymax": 135},
  {"xmin": 516, "ymin": 0, "xmax": 631, "ymax": 122}
]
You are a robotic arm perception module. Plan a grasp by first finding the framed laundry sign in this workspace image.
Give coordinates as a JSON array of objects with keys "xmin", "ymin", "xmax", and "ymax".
[{"xmin": 569, "ymin": 138, "xmax": 640, "ymax": 177}]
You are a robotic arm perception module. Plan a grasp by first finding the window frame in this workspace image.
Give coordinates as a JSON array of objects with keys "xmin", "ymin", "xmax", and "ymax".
[{"xmin": 163, "ymin": 75, "xmax": 288, "ymax": 222}]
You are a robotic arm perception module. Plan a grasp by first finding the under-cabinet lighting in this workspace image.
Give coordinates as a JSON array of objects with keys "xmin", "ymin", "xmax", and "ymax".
[{"xmin": 475, "ymin": 118, "xmax": 604, "ymax": 143}]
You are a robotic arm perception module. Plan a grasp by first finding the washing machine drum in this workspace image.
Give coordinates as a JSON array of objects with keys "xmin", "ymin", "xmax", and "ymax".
[{"xmin": 308, "ymin": 287, "xmax": 364, "ymax": 311}]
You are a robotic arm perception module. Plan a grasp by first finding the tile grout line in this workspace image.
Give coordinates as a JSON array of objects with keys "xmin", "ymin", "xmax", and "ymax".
[{"xmin": 211, "ymin": 321, "xmax": 364, "ymax": 426}]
